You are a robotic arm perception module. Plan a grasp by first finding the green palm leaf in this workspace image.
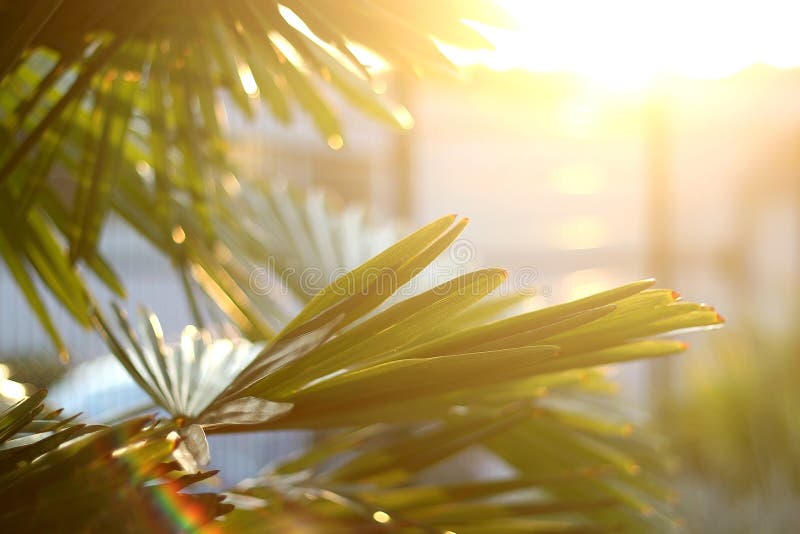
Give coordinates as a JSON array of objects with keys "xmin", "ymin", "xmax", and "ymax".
[
  {"xmin": 0, "ymin": 1, "xmax": 509, "ymax": 356},
  {"xmin": 0, "ymin": 387, "xmax": 230, "ymax": 531},
  {"xmin": 88, "ymin": 215, "xmax": 720, "ymax": 531},
  {"xmin": 97, "ymin": 215, "xmax": 722, "ymax": 434}
]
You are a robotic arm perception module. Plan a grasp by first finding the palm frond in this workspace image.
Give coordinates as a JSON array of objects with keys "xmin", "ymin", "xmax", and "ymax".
[
  {"xmin": 0, "ymin": 1, "xmax": 508, "ymax": 356},
  {"xmin": 217, "ymin": 399, "xmax": 675, "ymax": 532},
  {"xmin": 86, "ymin": 215, "xmax": 721, "ymax": 530},
  {"xmin": 187, "ymin": 182, "xmax": 401, "ymax": 337},
  {"xmin": 97, "ymin": 215, "xmax": 723, "ymax": 434},
  {"xmin": 0, "ymin": 387, "xmax": 230, "ymax": 532}
]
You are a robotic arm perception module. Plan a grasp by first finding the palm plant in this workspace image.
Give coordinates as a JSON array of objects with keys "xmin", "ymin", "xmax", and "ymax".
[
  {"xmin": 0, "ymin": 0, "xmax": 511, "ymax": 356},
  {"xmin": 0, "ymin": 389, "xmax": 229, "ymax": 531},
  {"xmin": 1, "ymin": 2, "xmax": 725, "ymax": 532},
  {"xmin": 3, "ymin": 206, "xmax": 724, "ymax": 529},
  {"xmin": 86, "ymin": 213, "xmax": 721, "ymax": 531}
]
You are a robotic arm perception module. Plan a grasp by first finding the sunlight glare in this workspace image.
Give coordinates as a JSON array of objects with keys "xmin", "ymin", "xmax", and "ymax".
[
  {"xmin": 564, "ymin": 269, "xmax": 613, "ymax": 301},
  {"xmin": 551, "ymin": 164, "xmax": 604, "ymax": 195},
  {"xmin": 171, "ymin": 225, "xmax": 186, "ymax": 244},
  {"xmin": 0, "ymin": 379, "xmax": 26, "ymax": 401},
  {"xmin": 237, "ymin": 64, "xmax": 259, "ymax": 97},
  {"xmin": 554, "ymin": 216, "xmax": 608, "ymax": 250},
  {"xmin": 372, "ymin": 511, "xmax": 391, "ymax": 524},
  {"xmin": 445, "ymin": 0, "xmax": 800, "ymax": 89},
  {"xmin": 327, "ymin": 134, "xmax": 344, "ymax": 150},
  {"xmin": 393, "ymin": 105, "xmax": 415, "ymax": 130}
]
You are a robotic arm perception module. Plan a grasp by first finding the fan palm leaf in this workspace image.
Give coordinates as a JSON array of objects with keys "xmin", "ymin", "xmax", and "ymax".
[
  {"xmin": 216, "ymin": 399, "xmax": 675, "ymax": 532},
  {"xmin": 87, "ymin": 215, "xmax": 720, "ymax": 531},
  {"xmin": 97, "ymin": 214, "xmax": 722, "ymax": 434},
  {"xmin": 0, "ymin": 1, "xmax": 510, "ymax": 356},
  {"xmin": 0, "ymin": 387, "xmax": 231, "ymax": 531}
]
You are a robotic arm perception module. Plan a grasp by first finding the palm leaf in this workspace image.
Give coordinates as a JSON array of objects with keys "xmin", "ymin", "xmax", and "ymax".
[
  {"xmin": 84, "ymin": 214, "xmax": 720, "ymax": 531},
  {"xmin": 0, "ymin": 387, "xmax": 231, "ymax": 531},
  {"xmin": 0, "ymin": 1, "xmax": 508, "ymax": 356},
  {"xmin": 218, "ymin": 399, "xmax": 675, "ymax": 532},
  {"xmin": 91, "ymin": 214, "xmax": 722, "ymax": 434}
]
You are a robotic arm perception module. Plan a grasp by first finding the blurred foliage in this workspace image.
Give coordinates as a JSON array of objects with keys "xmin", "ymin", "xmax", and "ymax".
[
  {"xmin": 216, "ymin": 414, "xmax": 664, "ymax": 533},
  {"xmin": 177, "ymin": 181, "xmax": 401, "ymax": 340},
  {"xmin": 0, "ymin": 0, "xmax": 511, "ymax": 357},
  {"xmin": 658, "ymin": 331, "xmax": 800, "ymax": 532},
  {"xmin": 0, "ymin": 354, "xmax": 67, "ymax": 387},
  {"xmin": 0, "ymin": 389, "xmax": 230, "ymax": 532}
]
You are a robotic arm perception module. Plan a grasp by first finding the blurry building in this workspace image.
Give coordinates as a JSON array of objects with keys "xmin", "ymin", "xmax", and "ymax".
[{"xmin": 406, "ymin": 67, "xmax": 800, "ymax": 396}]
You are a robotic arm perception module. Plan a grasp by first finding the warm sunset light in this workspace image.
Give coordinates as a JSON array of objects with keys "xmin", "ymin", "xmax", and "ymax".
[
  {"xmin": 2, "ymin": 2, "xmax": 796, "ymax": 531},
  {"xmin": 442, "ymin": 0, "xmax": 800, "ymax": 88}
]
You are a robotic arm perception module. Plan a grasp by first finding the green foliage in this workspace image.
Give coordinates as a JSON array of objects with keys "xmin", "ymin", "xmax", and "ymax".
[
  {"xmin": 0, "ymin": 389, "xmax": 230, "ymax": 532},
  {"xmin": 217, "ymin": 397, "xmax": 678, "ymax": 532},
  {"xmin": 0, "ymin": 4, "xmax": 726, "ymax": 531},
  {"xmin": 0, "ymin": 202, "xmax": 723, "ymax": 531},
  {"xmin": 0, "ymin": 1, "xmax": 510, "ymax": 356},
  {"xmin": 83, "ymin": 215, "xmax": 722, "ymax": 532},
  {"xmin": 658, "ymin": 332, "xmax": 800, "ymax": 532},
  {"xmin": 179, "ymin": 182, "xmax": 402, "ymax": 340}
]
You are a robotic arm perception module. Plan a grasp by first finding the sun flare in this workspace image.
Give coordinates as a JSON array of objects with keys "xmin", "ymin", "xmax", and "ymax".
[{"xmin": 443, "ymin": 0, "xmax": 800, "ymax": 89}]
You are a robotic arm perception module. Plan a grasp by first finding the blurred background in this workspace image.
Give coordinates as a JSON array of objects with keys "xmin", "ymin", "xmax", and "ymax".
[{"xmin": 1, "ymin": 1, "xmax": 798, "ymax": 531}]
